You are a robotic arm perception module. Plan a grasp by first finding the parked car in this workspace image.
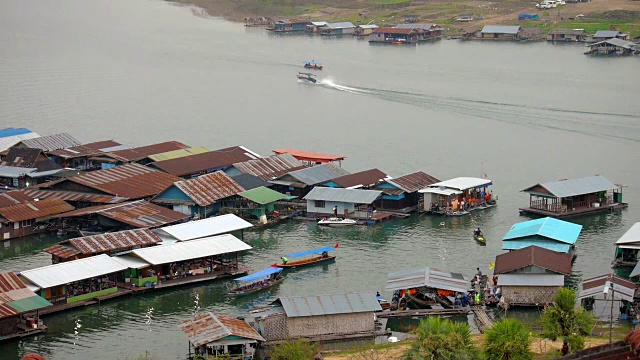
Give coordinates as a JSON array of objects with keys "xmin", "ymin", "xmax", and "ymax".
[{"xmin": 456, "ymin": 16, "xmax": 473, "ymax": 22}]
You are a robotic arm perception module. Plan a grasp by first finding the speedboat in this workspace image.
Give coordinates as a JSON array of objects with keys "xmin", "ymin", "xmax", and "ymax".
[
  {"xmin": 317, "ymin": 217, "xmax": 357, "ymax": 226},
  {"xmin": 303, "ymin": 61, "xmax": 323, "ymax": 70},
  {"xmin": 296, "ymin": 72, "xmax": 317, "ymax": 83}
]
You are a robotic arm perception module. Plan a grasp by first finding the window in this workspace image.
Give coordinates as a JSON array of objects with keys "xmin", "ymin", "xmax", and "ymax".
[
  {"xmin": 21, "ymin": 219, "xmax": 33, "ymax": 227},
  {"xmin": 314, "ymin": 200, "xmax": 326, "ymax": 208},
  {"xmin": 13, "ymin": 222, "xmax": 19, "ymax": 230}
]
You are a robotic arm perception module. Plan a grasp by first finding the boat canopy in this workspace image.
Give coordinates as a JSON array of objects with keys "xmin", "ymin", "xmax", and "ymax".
[
  {"xmin": 235, "ymin": 267, "xmax": 283, "ymax": 282},
  {"xmin": 285, "ymin": 246, "xmax": 336, "ymax": 258}
]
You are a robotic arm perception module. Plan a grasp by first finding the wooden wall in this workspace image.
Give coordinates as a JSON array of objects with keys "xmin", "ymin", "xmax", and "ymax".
[
  {"xmin": 502, "ymin": 286, "xmax": 560, "ymax": 306},
  {"xmin": 286, "ymin": 312, "xmax": 374, "ymax": 338}
]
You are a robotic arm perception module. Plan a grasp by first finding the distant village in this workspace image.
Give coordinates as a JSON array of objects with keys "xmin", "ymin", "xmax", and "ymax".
[{"xmin": 0, "ymin": 127, "xmax": 636, "ymax": 360}]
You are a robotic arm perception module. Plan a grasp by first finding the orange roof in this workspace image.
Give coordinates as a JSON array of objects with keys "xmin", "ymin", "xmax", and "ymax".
[{"xmin": 273, "ymin": 148, "xmax": 345, "ymax": 163}]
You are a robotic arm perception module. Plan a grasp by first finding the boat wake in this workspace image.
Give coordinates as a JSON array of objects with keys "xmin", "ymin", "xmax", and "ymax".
[{"xmin": 319, "ymin": 79, "xmax": 369, "ymax": 95}]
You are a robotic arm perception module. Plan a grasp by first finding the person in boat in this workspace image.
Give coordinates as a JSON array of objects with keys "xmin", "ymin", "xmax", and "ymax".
[
  {"xmin": 474, "ymin": 228, "xmax": 483, "ymax": 237},
  {"xmin": 281, "ymin": 256, "xmax": 288, "ymax": 264},
  {"xmin": 321, "ymin": 251, "xmax": 329, "ymax": 259},
  {"xmin": 476, "ymin": 267, "xmax": 482, "ymax": 277},
  {"xmin": 333, "ymin": 206, "xmax": 338, "ymax": 217}
]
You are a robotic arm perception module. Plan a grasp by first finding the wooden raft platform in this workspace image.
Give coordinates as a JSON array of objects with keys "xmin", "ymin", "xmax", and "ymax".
[
  {"xmin": 519, "ymin": 202, "xmax": 627, "ymax": 219},
  {"xmin": 376, "ymin": 308, "xmax": 469, "ymax": 318},
  {"xmin": 472, "ymin": 307, "xmax": 494, "ymax": 333}
]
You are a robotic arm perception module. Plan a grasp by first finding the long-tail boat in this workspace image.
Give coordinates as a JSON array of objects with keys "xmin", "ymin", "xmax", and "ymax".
[
  {"xmin": 275, "ymin": 244, "xmax": 338, "ymax": 268},
  {"xmin": 228, "ymin": 266, "xmax": 284, "ymax": 296}
]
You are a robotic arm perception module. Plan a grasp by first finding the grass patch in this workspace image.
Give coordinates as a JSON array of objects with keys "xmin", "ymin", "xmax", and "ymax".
[{"xmin": 372, "ymin": 0, "xmax": 412, "ymax": 5}]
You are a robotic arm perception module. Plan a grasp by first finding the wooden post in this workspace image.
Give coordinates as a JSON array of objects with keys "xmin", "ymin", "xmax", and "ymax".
[{"xmin": 610, "ymin": 276, "xmax": 615, "ymax": 344}]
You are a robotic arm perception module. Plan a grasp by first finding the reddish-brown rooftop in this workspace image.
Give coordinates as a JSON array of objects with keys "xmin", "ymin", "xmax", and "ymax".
[
  {"xmin": 372, "ymin": 27, "xmax": 418, "ymax": 35},
  {"xmin": 387, "ymin": 171, "xmax": 441, "ymax": 193},
  {"xmin": 0, "ymin": 191, "xmax": 33, "ymax": 208},
  {"xmin": 65, "ymin": 228, "xmax": 162, "ymax": 255},
  {"xmin": 103, "ymin": 141, "xmax": 188, "ymax": 162},
  {"xmin": 329, "ymin": 169, "xmax": 387, "ymax": 188},
  {"xmin": 19, "ymin": 188, "xmax": 127, "ymax": 204},
  {"xmin": 178, "ymin": 312, "xmax": 264, "ymax": 347},
  {"xmin": 0, "ymin": 198, "xmax": 74, "ymax": 222},
  {"xmin": 170, "ymin": 171, "xmax": 246, "ymax": 206},
  {"xmin": 232, "ymin": 153, "xmax": 305, "ymax": 181},
  {"xmin": 494, "ymin": 245, "xmax": 572, "ymax": 275},
  {"xmin": 151, "ymin": 146, "xmax": 258, "ymax": 177},
  {"xmin": 47, "ymin": 140, "xmax": 123, "ymax": 159}
]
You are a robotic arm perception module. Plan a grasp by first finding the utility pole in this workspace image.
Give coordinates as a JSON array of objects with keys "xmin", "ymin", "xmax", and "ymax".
[{"xmin": 609, "ymin": 275, "xmax": 615, "ymax": 344}]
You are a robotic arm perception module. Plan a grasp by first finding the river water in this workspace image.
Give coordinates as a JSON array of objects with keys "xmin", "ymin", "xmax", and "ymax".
[{"xmin": 0, "ymin": 0, "xmax": 639, "ymax": 359}]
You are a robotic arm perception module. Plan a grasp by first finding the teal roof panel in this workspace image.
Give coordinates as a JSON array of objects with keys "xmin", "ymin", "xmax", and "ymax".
[
  {"xmin": 501, "ymin": 239, "xmax": 571, "ymax": 253},
  {"xmin": 502, "ymin": 217, "xmax": 581, "ymax": 245}
]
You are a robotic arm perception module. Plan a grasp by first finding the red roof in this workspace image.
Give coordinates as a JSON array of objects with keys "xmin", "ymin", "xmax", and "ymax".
[
  {"xmin": 178, "ymin": 312, "xmax": 264, "ymax": 347},
  {"xmin": 372, "ymin": 27, "xmax": 417, "ymax": 34},
  {"xmin": 494, "ymin": 246, "xmax": 572, "ymax": 275},
  {"xmin": 103, "ymin": 141, "xmax": 189, "ymax": 162},
  {"xmin": 232, "ymin": 153, "xmax": 305, "ymax": 181},
  {"xmin": 170, "ymin": 171, "xmax": 246, "ymax": 206},
  {"xmin": 47, "ymin": 140, "xmax": 123, "ymax": 159},
  {"xmin": 273, "ymin": 148, "xmax": 345, "ymax": 163},
  {"xmin": 387, "ymin": 171, "xmax": 440, "ymax": 193},
  {"xmin": 0, "ymin": 272, "xmax": 45, "ymax": 319},
  {"xmin": 0, "ymin": 191, "xmax": 33, "ymax": 208},
  {"xmin": 19, "ymin": 188, "xmax": 127, "ymax": 204},
  {"xmin": 42, "ymin": 244, "xmax": 82, "ymax": 259},
  {"xmin": 151, "ymin": 146, "xmax": 258, "ymax": 177},
  {"xmin": 44, "ymin": 229, "xmax": 162, "ymax": 257},
  {"xmin": 0, "ymin": 198, "xmax": 74, "ymax": 222}
]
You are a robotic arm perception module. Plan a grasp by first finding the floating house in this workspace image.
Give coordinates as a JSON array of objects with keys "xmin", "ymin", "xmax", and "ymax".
[
  {"xmin": 591, "ymin": 30, "xmax": 630, "ymax": 42},
  {"xmin": 355, "ymin": 24, "xmax": 379, "ymax": 36},
  {"xmin": 502, "ymin": 217, "xmax": 582, "ymax": 257},
  {"xmin": 393, "ymin": 23, "xmax": 443, "ymax": 40},
  {"xmin": 47, "ymin": 140, "xmax": 128, "ymax": 170},
  {"xmin": 0, "ymin": 128, "xmax": 40, "ymax": 153},
  {"xmin": 269, "ymin": 163, "xmax": 350, "ymax": 197},
  {"xmin": 0, "ymin": 148, "xmax": 64, "ymax": 188},
  {"xmin": 246, "ymin": 292, "xmax": 382, "ymax": 343},
  {"xmin": 547, "ymin": 28, "xmax": 588, "ymax": 42},
  {"xmin": 0, "ymin": 272, "xmax": 52, "ymax": 341},
  {"xmin": 230, "ymin": 173, "xmax": 270, "ymax": 191},
  {"xmin": 178, "ymin": 312, "xmax": 264, "ymax": 359},
  {"xmin": 228, "ymin": 186, "xmax": 293, "ymax": 222},
  {"xmin": 272, "ymin": 18, "xmax": 312, "ymax": 32},
  {"xmin": 2, "ymin": 147, "xmax": 60, "ymax": 169},
  {"xmin": 150, "ymin": 146, "xmax": 260, "ymax": 179},
  {"xmin": 613, "ymin": 223, "xmax": 640, "ymax": 268},
  {"xmin": 52, "ymin": 200, "xmax": 188, "ymax": 232},
  {"xmin": 306, "ymin": 21, "xmax": 328, "ymax": 33},
  {"xmin": 94, "ymin": 141, "xmax": 188, "ymax": 168},
  {"xmin": 494, "ymin": 245, "xmax": 572, "ymax": 307},
  {"xmin": 6, "ymin": 133, "xmax": 81, "ymax": 153},
  {"xmin": 477, "ymin": 25, "xmax": 522, "ymax": 40},
  {"xmin": 519, "ymin": 175, "xmax": 626, "ymax": 218},
  {"xmin": 18, "ymin": 187, "xmax": 128, "ymax": 206},
  {"xmin": 578, "ymin": 274, "xmax": 638, "ymax": 319},
  {"xmin": 272, "ymin": 148, "xmax": 345, "ymax": 166},
  {"xmin": 43, "ymin": 228, "xmax": 163, "ymax": 264},
  {"xmin": 322, "ymin": 168, "xmax": 388, "ymax": 189},
  {"xmin": 152, "ymin": 214, "xmax": 253, "ymax": 242},
  {"xmin": 385, "ymin": 267, "xmax": 469, "ymax": 294},
  {"xmin": 0, "ymin": 198, "xmax": 74, "ymax": 240},
  {"xmin": 152, "ymin": 171, "xmax": 246, "ymax": 217},
  {"xmin": 321, "ymin": 22, "xmax": 356, "ymax": 36},
  {"xmin": 368, "ymin": 27, "xmax": 421, "ymax": 44},
  {"xmin": 419, "ymin": 177, "xmax": 494, "ymax": 215},
  {"xmin": 585, "ymin": 38, "xmax": 638, "ymax": 55},
  {"xmin": 304, "ymin": 187, "xmax": 382, "ymax": 220},
  {"xmin": 146, "ymin": 146, "xmax": 209, "ymax": 162},
  {"xmin": 224, "ymin": 153, "xmax": 304, "ymax": 181},
  {"xmin": 374, "ymin": 171, "xmax": 440, "ymax": 212}
]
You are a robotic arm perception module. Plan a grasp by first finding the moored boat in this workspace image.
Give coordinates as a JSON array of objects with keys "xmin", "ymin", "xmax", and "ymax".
[
  {"xmin": 317, "ymin": 217, "xmax": 357, "ymax": 226},
  {"xmin": 229, "ymin": 266, "xmax": 284, "ymax": 296},
  {"xmin": 275, "ymin": 244, "xmax": 338, "ymax": 268},
  {"xmin": 296, "ymin": 72, "xmax": 317, "ymax": 83}
]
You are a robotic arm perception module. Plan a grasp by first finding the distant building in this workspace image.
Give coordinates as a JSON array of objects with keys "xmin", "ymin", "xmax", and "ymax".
[
  {"xmin": 354, "ymin": 24, "xmax": 379, "ymax": 36},
  {"xmin": 303, "ymin": 187, "xmax": 381, "ymax": 219},
  {"xmin": 272, "ymin": 18, "xmax": 312, "ymax": 32},
  {"xmin": 321, "ymin": 22, "xmax": 357, "ymax": 36},
  {"xmin": 368, "ymin": 27, "xmax": 421, "ymax": 44},
  {"xmin": 269, "ymin": 163, "xmax": 350, "ymax": 197},
  {"xmin": 591, "ymin": 30, "xmax": 630, "ymax": 42},
  {"xmin": 0, "ymin": 198, "xmax": 74, "ymax": 240},
  {"xmin": 613, "ymin": 222, "xmax": 640, "ymax": 268},
  {"xmin": 586, "ymin": 38, "xmax": 638, "ymax": 56},
  {"xmin": 547, "ymin": 28, "xmax": 588, "ymax": 42},
  {"xmin": 501, "ymin": 217, "xmax": 582, "ymax": 256},
  {"xmin": 393, "ymin": 23, "xmax": 444, "ymax": 40},
  {"xmin": 477, "ymin": 25, "xmax": 522, "ymax": 40},
  {"xmin": 306, "ymin": 21, "xmax": 328, "ymax": 33},
  {"xmin": 374, "ymin": 171, "xmax": 440, "ymax": 211}
]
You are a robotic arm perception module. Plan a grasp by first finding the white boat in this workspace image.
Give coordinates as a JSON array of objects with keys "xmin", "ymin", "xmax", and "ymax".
[{"xmin": 317, "ymin": 217, "xmax": 357, "ymax": 226}]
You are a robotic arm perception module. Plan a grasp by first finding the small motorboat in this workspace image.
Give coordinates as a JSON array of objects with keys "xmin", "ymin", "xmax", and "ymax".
[
  {"xmin": 296, "ymin": 72, "xmax": 317, "ymax": 83},
  {"xmin": 275, "ymin": 244, "xmax": 338, "ymax": 269},
  {"xmin": 317, "ymin": 217, "xmax": 357, "ymax": 226},
  {"xmin": 303, "ymin": 61, "xmax": 323, "ymax": 70},
  {"xmin": 473, "ymin": 229, "xmax": 485, "ymax": 244}
]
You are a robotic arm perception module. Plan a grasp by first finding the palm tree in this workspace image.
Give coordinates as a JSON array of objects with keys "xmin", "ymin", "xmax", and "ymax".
[
  {"xmin": 404, "ymin": 316, "xmax": 478, "ymax": 360},
  {"xmin": 484, "ymin": 318, "xmax": 533, "ymax": 360},
  {"xmin": 541, "ymin": 288, "xmax": 595, "ymax": 356}
]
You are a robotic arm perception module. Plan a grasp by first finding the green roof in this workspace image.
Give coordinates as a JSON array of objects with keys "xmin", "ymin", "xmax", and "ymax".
[
  {"xmin": 238, "ymin": 186, "xmax": 290, "ymax": 205},
  {"xmin": 7, "ymin": 296, "xmax": 52, "ymax": 313},
  {"xmin": 148, "ymin": 146, "xmax": 210, "ymax": 161}
]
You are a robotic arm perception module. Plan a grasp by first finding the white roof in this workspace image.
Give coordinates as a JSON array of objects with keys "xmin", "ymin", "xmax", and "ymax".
[
  {"xmin": 19, "ymin": 254, "xmax": 127, "ymax": 289},
  {"xmin": 0, "ymin": 132, "xmax": 40, "ymax": 151},
  {"xmin": 497, "ymin": 274, "xmax": 564, "ymax": 287},
  {"xmin": 131, "ymin": 234, "xmax": 252, "ymax": 265},
  {"xmin": 418, "ymin": 187, "xmax": 463, "ymax": 196},
  {"xmin": 113, "ymin": 254, "xmax": 151, "ymax": 269},
  {"xmin": 429, "ymin": 177, "xmax": 492, "ymax": 191},
  {"xmin": 154, "ymin": 214, "xmax": 253, "ymax": 241},
  {"xmin": 615, "ymin": 223, "xmax": 640, "ymax": 245},
  {"xmin": 311, "ymin": 21, "xmax": 328, "ymax": 26}
]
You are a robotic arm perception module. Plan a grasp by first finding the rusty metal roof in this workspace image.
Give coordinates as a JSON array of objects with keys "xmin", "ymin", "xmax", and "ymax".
[
  {"xmin": 372, "ymin": 27, "xmax": 418, "ymax": 34},
  {"xmin": 178, "ymin": 312, "xmax": 264, "ymax": 347},
  {"xmin": 59, "ymin": 163, "xmax": 181, "ymax": 199},
  {"xmin": 232, "ymin": 153, "xmax": 305, "ymax": 181},
  {"xmin": 42, "ymin": 244, "xmax": 82, "ymax": 259},
  {"xmin": 47, "ymin": 140, "xmax": 123, "ymax": 159},
  {"xmin": 0, "ymin": 148, "xmax": 47, "ymax": 168},
  {"xmin": 65, "ymin": 229, "xmax": 162, "ymax": 255},
  {"xmin": 171, "ymin": 172, "xmax": 245, "ymax": 206},
  {"xmin": 494, "ymin": 245, "xmax": 572, "ymax": 275},
  {"xmin": 151, "ymin": 146, "xmax": 259, "ymax": 177},
  {"xmin": 329, "ymin": 169, "xmax": 387, "ymax": 188},
  {"xmin": 103, "ymin": 141, "xmax": 189, "ymax": 162},
  {"xmin": 0, "ymin": 191, "xmax": 33, "ymax": 208},
  {"xmin": 387, "ymin": 171, "xmax": 440, "ymax": 193},
  {"xmin": 19, "ymin": 133, "xmax": 81, "ymax": 152},
  {"xmin": 53, "ymin": 200, "xmax": 188, "ymax": 228},
  {"xmin": 0, "ymin": 198, "xmax": 74, "ymax": 222},
  {"xmin": 0, "ymin": 272, "xmax": 51, "ymax": 319},
  {"xmin": 19, "ymin": 188, "xmax": 128, "ymax": 204}
]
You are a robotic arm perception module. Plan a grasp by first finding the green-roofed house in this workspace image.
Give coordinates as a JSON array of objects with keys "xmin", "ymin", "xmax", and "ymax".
[
  {"xmin": 0, "ymin": 272, "xmax": 52, "ymax": 340},
  {"xmin": 228, "ymin": 186, "xmax": 295, "ymax": 223}
]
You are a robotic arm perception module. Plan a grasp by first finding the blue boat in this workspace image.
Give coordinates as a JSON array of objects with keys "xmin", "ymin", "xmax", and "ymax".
[
  {"xmin": 276, "ymin": 245, "xmax": 338, "ymax": 268},
  {"xmin": 229, "ymin": 267, "xmax": 284, "ymax": 295},
  {"xmin": 303, "ymin": 60, "xmax": 323, "ymax": 70}
]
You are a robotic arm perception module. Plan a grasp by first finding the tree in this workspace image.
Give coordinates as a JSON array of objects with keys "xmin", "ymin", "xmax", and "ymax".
[
  {"xmin": 483, "ymin": 318, "xmax": 533, "ymax": 360},
  {"xmin": 541, "ymin": 288, "xmax": 595, "ymax": 356},
  {"xmin": 404, "ymin": 316, "xmax": 478, "ymax": 360},
  {"xmin": 267, "ymin": 339, "xmax": 318, "ymax": 360}
]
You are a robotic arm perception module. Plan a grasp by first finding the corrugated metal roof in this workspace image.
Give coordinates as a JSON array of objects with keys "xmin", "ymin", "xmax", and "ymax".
[
  {"xmin": 19, "ymin": 133, "xmax": 81, "ymax": 151},
  {"xmin": 112, "ymin": 254, "xmax": 150, "ymax": 269},
  {"xmin": 20, "ymin": 254, "xmax": 128, "ymax": 289},
  {"xmin": 0, "ymin": 198, "xmax": 74, "ymax": 222},
  {"xmin": 590, "ymin": 38, "xmax": 636, "ymax": 49},
  {"xmin": 311, "ymin": 21, "xmax": 328, "ymax": 26},
  {"xmin": 62, "ymin": 163, "xmax": 181, "ymax": 199},
  {"xmin": 1, "ymin": 148, "xmax": 47, "ymax": 168},
  {"xmin": 373, "ymin": 27, "xmax": 416, "ymax": 34},
  {"xmin": 42, "ymin": 244, "xmax": 82, "ymax": 259},
  {"xmin": 386, "ymin": 267, "xmax": 469, "ymax": 293},
  {"xmin": 272, "ymin": 149, "xmax": 345, "ymax": 163},
  {"xmin": 285, "ymin": 163, "xmax": 350, "ymax": 186},
  {"xmin": 579, "ymin": 274, "xmax": 637, "ymax": 302},
  {"xmin": 232, "ymin": 153, "xmax": 305, "ymax": 181},
  {"xmin": 147, "ymin": 146, "xmax": 210, "ymax": 162},
  {"xmin": 617, "ymin": 223, "xmax": 640, "ymax": 245},
  {"xmin": 20, "ymin": 188, "xmax": 127, "ymax": 204},
  {"xmin": 358, "ymin": 24, "xmax": 379, "ymax": 29},
  {"xmin": 0, "ymin": 165, "xmax": 38, "ymax": 178},
  {"xmin": 328, "ymin": 169, "xmax": 387, "ymax": 188},
  {"xmin": 278, "ymin": 292, "xmax": 381, "ymax": 318},
  {"xmin": 65, "ymin": 228, "xmax": 161, "ymax": 254},
  {"xmin": 155, "ymin": 214, "xmax": 252, "ymax": 241},
  {"xmin": 0, "ymin": 272, "xmax": 51, "ymax": 318},
  {"xmin": 502, "ymin": 217, "xmax": 582, "ymax": 244},
  {"xmin": 593, "ymin": 30, "xmax": 620, "ymax": 38},
  {"xmin": 47, "ymin": 140, "xmax": 124, "ymax": 159},
  {"xmin": 497, "ymin": 274, "xmax": 565, "ymax": 287},
  {"xmin": 502, "ymin": 239, "xmax": 571, "ymax": 253},
  {"xmin": 393, "ymin": 23, "xmax": 435, "ymax": 30},
  {"xmin": 0, "ymin": 191, "xmax": 33, "ymax": 208},
  {"xmin": 230, "ymin": 173, "xmax": 270, "ymax": 191},
  {"xmin": 327, "ymin": 22, "xmax": 356, "ymax": 29},
  {"xmin": 172, "ymin": 171, "xmax": 245, "ymax": 206},
  {"xmin": 494, "ymin": 246, "xmax": 572, "ymax": 275},
  {"xmin": 131, "ymin": 234, "xmax": 251, "ymax": 265},
  {"xmin": 0, "ymin": 131, "xmax": 40, "ymax": 152},
  {"xmin": 429, "ymin": 177, "xmax": 492, "ymax": 191},
  {"xmin": 418, "ymin": 188, "xmax": 462, "ymax": 196},
  {"xmin": 481, "ymin": 25, "xmax": 521, "ymax": 34},
  {"xmin": 104, "ymin": 141, "xmax": 189, "ymax": 162},
  {"xmin": 551, "ymin": 28, "xmax": 586, "ymax": 35},
  {"xmin": 387, "ymin": 171, "xmax": 440, "ymax": 193},
  {"xmin": 238, "ymin": 186, "xmax": 288, "ymax": 204},
  {"xmin": 151, "ymin": 146, "xmax": 259, "ymax": 177},
  {"xmin": 178, "ymin": 312, "xmax": 264, "ymax": 347},
  {"xmin": 522, "ymin": 175, "xmax": 618, "ymax": 198},
  {"xmin": 303, "ymin": 187, "xmax": 381, "ymax": 204}
]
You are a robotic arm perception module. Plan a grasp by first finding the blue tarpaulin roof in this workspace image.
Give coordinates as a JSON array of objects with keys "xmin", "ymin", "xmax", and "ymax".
[
  {"xmin": 285, "ymin": 246, "xmax": 336, "ymax": 258},
  {"xmin": 502, "ymin": 217, "xmax": 581, "ymax": 245},
  {"xmin": 501, "ymin": 239, "xmax": 571, "ymax": 253},
  {"xmin": 235, "ymin": 267, "xmax": 283, "ymax": 282},
  {"xmin": 0, "ymin": 128, "xmax": 33, "ymax": 138}
]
